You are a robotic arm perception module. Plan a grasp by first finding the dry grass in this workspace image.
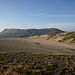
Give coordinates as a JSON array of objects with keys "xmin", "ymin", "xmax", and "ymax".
[{"xmin": 0, "ymin": 52, "xmax": 75, "ymax": 75}]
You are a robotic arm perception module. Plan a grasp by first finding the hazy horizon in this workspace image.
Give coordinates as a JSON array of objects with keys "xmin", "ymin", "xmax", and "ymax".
[
  {"xmin": 0, "ymin": 0, "xmax": 75, "ymax": 32},
  {"xmin": 0, "ymin": 26, "xmax": 75, "ymax": 33}
]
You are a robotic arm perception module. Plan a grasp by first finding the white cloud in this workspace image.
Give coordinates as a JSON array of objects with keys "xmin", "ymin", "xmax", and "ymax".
[
  {"xmin": 47, "ymin": 15, "xmax": 75, "ymax": 17},
  {"xmin": 0, "ymin": 27, "xmax": 4, "ymax": 32},
  {"xmin": 33, "ymin": 14, "xmax": 75, "ymax": 17},
  {"xmin": 42, "ymin": 23, "xmax": 75, "ymax": 31},
  {"xmin": 32, "ymin": 14, "xmax": 45, "ymax": 16}
]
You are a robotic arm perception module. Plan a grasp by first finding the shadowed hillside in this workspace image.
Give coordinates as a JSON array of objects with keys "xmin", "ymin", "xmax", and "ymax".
[{"xmin": 0, "ymin": 28, "xmax": 64, "ymax": 38}]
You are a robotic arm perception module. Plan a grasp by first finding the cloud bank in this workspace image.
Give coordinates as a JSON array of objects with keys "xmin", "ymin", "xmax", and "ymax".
[
  {"xmin": 0, "ymin": 27, "xmax": 5, "ymax": 32},
  {"xmin": 42, "ymin": 23, "xmax": 75, "ymax": 32},
  {"xmin": 0, "ymin": 23, "xmax": 75, "ymax": 32}
]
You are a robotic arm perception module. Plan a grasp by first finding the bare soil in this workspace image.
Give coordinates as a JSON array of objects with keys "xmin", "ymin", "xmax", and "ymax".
[{"xmin": 0, "ymin": 38, "xmax": 75, "ymax": 54}]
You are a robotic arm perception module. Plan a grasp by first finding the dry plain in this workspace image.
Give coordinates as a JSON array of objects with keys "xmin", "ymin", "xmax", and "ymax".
[{"xmin": 0, "ymin": 38, "xmax": 75, "ymax": 54}]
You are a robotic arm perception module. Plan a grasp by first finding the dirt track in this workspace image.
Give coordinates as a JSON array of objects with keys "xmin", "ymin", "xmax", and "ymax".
[{"xmin": 0, "ymin": 38, "xmax": 75, "ymax": 54}]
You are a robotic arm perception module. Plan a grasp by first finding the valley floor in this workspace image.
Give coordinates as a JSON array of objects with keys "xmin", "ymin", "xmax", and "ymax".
[
  {"xmin": 0, "ymin": 38, "xmax": 75, "ymax": 54},
  {"xmin": 0, "ymin": 38, "xmax": 75, "ymax": 75}
]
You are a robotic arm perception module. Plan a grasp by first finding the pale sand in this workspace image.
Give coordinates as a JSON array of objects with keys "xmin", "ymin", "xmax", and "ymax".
[{"xmin": 0, "ymin": 38, "xmax": 75, "ymax": 54}]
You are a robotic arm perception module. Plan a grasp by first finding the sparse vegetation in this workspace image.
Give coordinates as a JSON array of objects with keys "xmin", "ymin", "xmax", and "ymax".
[
  {"xmin": 49, "ymin": 34, "xmax": 56, "ymax": 38},
  {"xmin": 47, "ymin": 32, "xmax": 75, "ymax": 44},
  {"xmin": 0, "ymin": 52, "xmax": 75, "ymax": 75},
  {"xmin": 60, "ymin": 32, "xmax": 75, "ymax": 44},
  {"xmin": 58, "ymin": 40, "xmax": 61, "ymax": 42}
]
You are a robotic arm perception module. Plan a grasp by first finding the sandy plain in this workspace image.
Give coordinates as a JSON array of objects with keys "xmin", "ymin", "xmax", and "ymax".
[{"xmin": 0, "ymin": 38, "xmax": 75, "ymax": 54}]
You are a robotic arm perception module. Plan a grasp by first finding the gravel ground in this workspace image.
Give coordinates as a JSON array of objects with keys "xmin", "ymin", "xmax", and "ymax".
[{"xmin": 0, "ymin": 38, "xmax": 75, "ymax": 54}]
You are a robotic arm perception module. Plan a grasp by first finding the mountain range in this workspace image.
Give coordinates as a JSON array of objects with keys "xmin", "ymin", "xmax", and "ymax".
[{"xmin": 0, "ymin": 28, "xmax": 64, "ymax": 38}]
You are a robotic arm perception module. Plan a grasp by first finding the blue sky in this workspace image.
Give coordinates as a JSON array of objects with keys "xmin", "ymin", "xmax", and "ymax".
[{"xmin": 0, "ymin": 0, "xmax": 75, "ymax": 32}]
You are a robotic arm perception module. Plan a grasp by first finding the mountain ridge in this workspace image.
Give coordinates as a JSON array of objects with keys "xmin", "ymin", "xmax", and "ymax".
[{"xmin": 0, "ymin": 28, "xmax": 64, "ymax": 38}]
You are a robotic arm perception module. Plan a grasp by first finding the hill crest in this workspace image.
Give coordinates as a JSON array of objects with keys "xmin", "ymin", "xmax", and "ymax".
[{"xmin": 0, "ymin": 28, "xmax": 64, "ymax": 38}]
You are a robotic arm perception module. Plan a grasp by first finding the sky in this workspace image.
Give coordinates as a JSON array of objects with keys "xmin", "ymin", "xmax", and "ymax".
[{"xmin": 0, "ymin": 0, "xmax": 75, "ymax": 32}]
